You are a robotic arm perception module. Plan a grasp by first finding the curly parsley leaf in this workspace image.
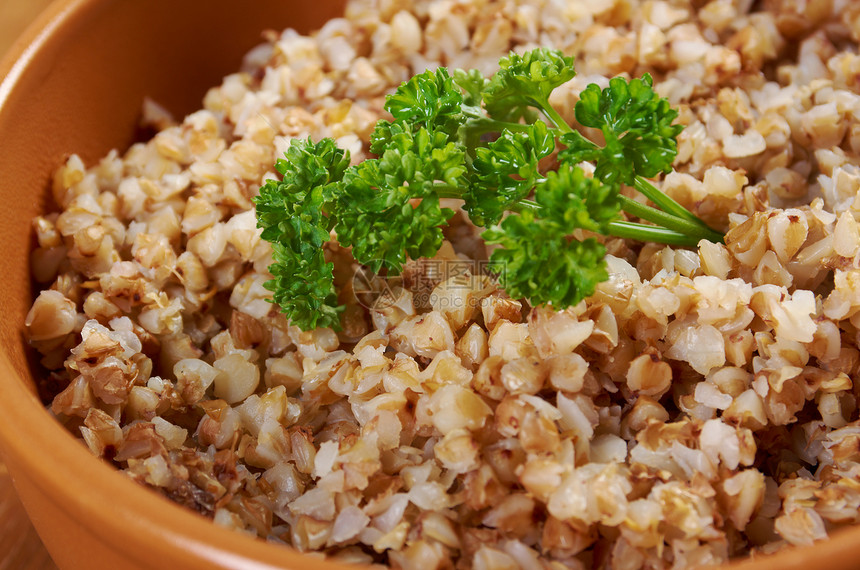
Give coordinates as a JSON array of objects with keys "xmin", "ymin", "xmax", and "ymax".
[
  {"xmin": 265, "ymin": 244, "xmax": 343, "ymax": 331},
  {"xmin": 453, "ymin": 68, "xmax": 488, "ymax": 107},
  {"xmin": 384, "ymin": 67, "xmax": 464, "ymax": 134},
  {"xmin": 253, "ymin": 138, "xmax": 349, "ymax": 330},
  {"xmin": 483, "ymin": 48, "xmax": 576, "ymax": 124},
  {"xmin": 483, "ymin": 209, "xmax": 609, "ymax": 308},
  {"xmin": 334, "ymin": 124, "xmax": 466, "ymax": 274},
  {"xmin": 255, "ymin": 138, "xmax": 348, "ymax": 239},
  {"xmin": 535, "ymin": 164, "xmax": 621, "ymax": 234},
  {"xmin": 560, "ymin": 74, "xmax": 683, "ymax": 186},
  {"xmin": 482, "ymin": 165, "xmax": 619, "ymax": 307},
  {"xmin": 466, "ymin": 121, "xmax": 555, "ymax": 226}
]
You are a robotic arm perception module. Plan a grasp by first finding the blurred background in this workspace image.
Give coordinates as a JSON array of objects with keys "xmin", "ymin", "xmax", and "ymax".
[
  {"xmin": 0, "ymin": 4, "xmax": 57, "ymax": 569},
  {"xmin": 0, "ymin": 0, "xmax": 53, "ymax": 56}
]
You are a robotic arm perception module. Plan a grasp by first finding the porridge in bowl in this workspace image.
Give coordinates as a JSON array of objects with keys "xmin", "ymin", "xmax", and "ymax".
[{"xmin": 23, "ymin": 0, "xmax": 860, "ymax": 568}]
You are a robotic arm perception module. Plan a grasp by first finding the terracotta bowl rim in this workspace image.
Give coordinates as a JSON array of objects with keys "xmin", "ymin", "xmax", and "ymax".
[{"xmin": 0, "ymin": 2, "xmax": 858, "ymax": 569}]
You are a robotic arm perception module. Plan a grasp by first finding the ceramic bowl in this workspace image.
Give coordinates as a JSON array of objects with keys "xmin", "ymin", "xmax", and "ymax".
[{"xmin": 1, "ymin": 2, "xmax": 859, "ymax": 569}]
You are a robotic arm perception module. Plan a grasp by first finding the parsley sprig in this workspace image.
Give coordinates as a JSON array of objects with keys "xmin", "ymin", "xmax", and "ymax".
[{"xmin": 255, "ymin": 48, "xmax": 724, "ymax": 331}]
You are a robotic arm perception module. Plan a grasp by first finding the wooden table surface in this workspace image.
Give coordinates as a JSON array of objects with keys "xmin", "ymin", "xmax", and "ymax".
[{"xmin": 1, "ymin": 3, "xmax": 60, "ymax": 568}]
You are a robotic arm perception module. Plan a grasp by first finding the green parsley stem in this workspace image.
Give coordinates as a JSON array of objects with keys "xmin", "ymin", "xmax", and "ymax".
[
  {"xmin": 531, "ymin": 96, "xmax": 573, "ymax": 134},
  {"xmin": 517, "ymin": 198, "xmax": 540, "ymax": 212},
  {"xmin": 466, "ymin": 115, "xmax": 540, "ymax": 136},
  {"xmin": 436, "ymin": 182, "xmax": 720, "ymax": 246},
  {"xmin": 436, "ymin": 186, "xmax": 468, "ymax": 200},
  {"xmin": 514, "ymin": 195, "xmax": 711, "ymax": 247},
  {"xmin": 633, "ymin": 177, "xmax": 722, "ymax": 242},
  {"xmin": 616, "ymin": 195, "xmax": 722, "ymax": 243},
  {"xmin": 607, "ymin": 221, "xmax": 701, "ymax": 247}
]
